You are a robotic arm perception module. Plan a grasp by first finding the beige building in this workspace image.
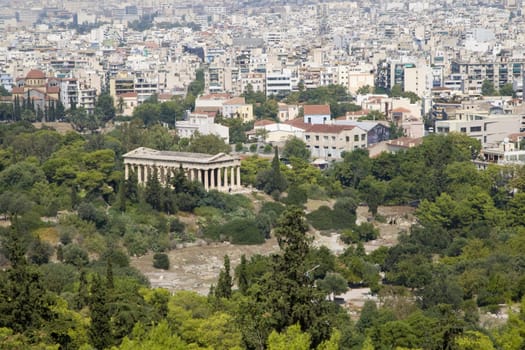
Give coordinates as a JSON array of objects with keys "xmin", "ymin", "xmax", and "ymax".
[
  {"xmin": 222, "ymin": 97, "xmax": 254, "ymax": 122},
  {"xmin": 303, "ymin": 124, "xmax": 368, "ymax": 159},
  {"xmin": 123, "ymin": 147, "xmax": 241, "ymax": 192}
]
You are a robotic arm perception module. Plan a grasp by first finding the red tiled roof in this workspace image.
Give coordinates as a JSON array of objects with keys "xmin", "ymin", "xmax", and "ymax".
[
  {"xmin": 26, "ymin": 69, "xmax": 46, "ymax": 79},
  {"xmin": 305, "ymin": 124, "xmax": 355, "ymax": 133},
  {"xmin": 12, "ymin": 87, "xmax": 24, "ymax": 94},
  {"xmin": 47, "ymin": 86, "xmax": 59, "ymax": 93},
  {"xmin": 158, "ymin": 93, "xmax": 173, "ymax": 101},
  {"xmin": 119, "ymin": 92, "xmax": 138, "ymax": 98},
  {"xmin": 254, "ymin": 119, "xmax": 275, "ymax": 127},
  {"xmin": 199, "ymin": 93, "xmax": 231, "ymax": 100},
  {"xmin": 283, "ymin": 118, "xmax": 308, "ymax": 128},
  {"xmin": 223, "ymin": 97, "xmax": 246, "ymax": 105},
  {"xmin": 509, "ymin": 132, "xmax": 525, "ymax": 142},
  {"xmin": 391, "ymin": 107, "xmax": 411, "ymax": 113},
  {"xmin": 303, "ymin": 104, "xmax": 330, "ymax": 115}
]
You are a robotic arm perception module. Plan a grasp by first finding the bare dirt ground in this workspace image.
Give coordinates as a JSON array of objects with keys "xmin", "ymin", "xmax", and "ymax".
[
  {"xmin": 357, "ymin": 205, "xmax": 416, "ymax": 253},
  {"xmin": 131, "ymin": 238, "xmax": 280, "ymax": 295},
  {"xmin": 33, "ymin": 122, "xmax": 74, "ymax": 133},
  {"xmin": 130, "ymin": 203, "xmax": 415, "ymax": 296}
]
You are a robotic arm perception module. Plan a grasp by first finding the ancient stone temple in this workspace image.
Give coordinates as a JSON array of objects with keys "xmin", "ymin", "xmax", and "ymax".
[{"xmin": 123, "ymin": 147, "xmax": 241, "ymax": 192}]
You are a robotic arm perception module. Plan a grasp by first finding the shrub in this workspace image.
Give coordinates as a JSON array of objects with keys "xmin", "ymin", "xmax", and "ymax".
[
  {"xmin": 249, "ymin": 144, "xmax": 257, "ymax": 152},
  {"xmin": 307, "ymin": 203, "xmax": 356, "ymax": 231},
  {"xmin": 341, "ymin": 223, "xmax": 379, "ymax": 244},
  {"xmin": 205, "ymin": 218, "xmax": 265, "ymax": 244},
  {"xmin": 169, "ymin": 218, "xmax": 185, "ymax": 233},
  {"xmin": 62, "ymin": 244, "xmax": 89, "ymax": 267},
  {"xmin": 27, "ymin": 239, "xmax": 54, "ymax": 265},
  {"xmin": 153, "ymin": 253, "xmax": 170, "ymax": 270}
]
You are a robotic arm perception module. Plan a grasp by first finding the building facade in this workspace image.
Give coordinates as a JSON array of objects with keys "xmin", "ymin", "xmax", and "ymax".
[{"xmin": 123, "ymin": 147, "xmax": 241, "ymax": 192}]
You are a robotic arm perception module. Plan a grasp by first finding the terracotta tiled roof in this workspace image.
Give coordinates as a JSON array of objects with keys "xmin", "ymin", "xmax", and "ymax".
[
  {"xmin": 223, "ymin": 97, "xmax": 246, "ymax": 105},
  {"xmin": 391, "ymin": 107, "xmax": 411, "ymax": 113},
  {"xmin": 26, "ymin": 69, "xmax": 46, "ymax": 79},
  {"xmin": 509, "ymin": 132, "xmax": 525, "ymax": 142},
  {"xmin": 254, "ymin": 119, "xmax": 275, "ymax": 126},
  {"xmin": 283, "ymin": 118, "xmax": 308, "ymax": 128},
  {"xmin": 119, "ymin": 92, "xmax": 138, "ymax": 98},
  {"xmin": 12, "ymin": 87, "xmax": 24, "ymax": 94},
  {"xmin": 199, "ymin": 93, "xmax": 231, "ymax": 100},
  {"xmin": 305, "ymin": 124, "xmax": 355, "ymax": 133},
  {"xmin": 158, "ymin": 93, "xmax": 173, "ymax": 101},
  {"xmin": 47, "ymin": 86, "xmax": 59, "ymax": 93},
  {"xmin": 303, "ymin": 104, "xmax": 330, "ymax": 115}
]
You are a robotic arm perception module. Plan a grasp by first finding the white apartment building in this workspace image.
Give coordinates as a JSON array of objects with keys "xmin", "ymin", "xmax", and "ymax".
[
  {"xmin": 266, "ymin": 69, "xmax": 295, "ymax": 97},
  {"xmin": 176, "ymin": 113, "xmax": 229, "ymax": 143},
  {"xmin": 435, "ymin": 113, "xmax": 523, "ymax": 147}
]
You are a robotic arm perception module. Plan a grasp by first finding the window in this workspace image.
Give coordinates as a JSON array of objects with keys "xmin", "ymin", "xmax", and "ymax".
[
  {"xmin": 346, "ymin": 136, "xmax": 350, "ymax": 142},
  {"xmin": 305, "ymin": 135, "xmax": 310, "ymax": 140},
  {"xmin": 324, "ymin": 136, "xmax": 328, "ymax": 141},
  {"xmin": 332, "ymin": 136, "xmax": 336, "ymax": 141},
  {"xmin": 354, "ymin": 135, "xmax": 359, "ymax": 142},
  {"xmin": 361, "ymin": 134, "xmax": 366, "ymax": 141},
  {"xmin": 470, "ymin": 126, "xmax": 482, "ymax": 132},
  {"xmin": 315, "ymin": 135, "xmax": 319, "ymax": 141},
  {"xmin": 460, "ymin": 127, "xmax": 466, "ymax": 132}
]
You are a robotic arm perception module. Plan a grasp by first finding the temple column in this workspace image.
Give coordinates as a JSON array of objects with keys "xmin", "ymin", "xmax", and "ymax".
[
  {"xmin": 224, "ymin": 167, "xmax": 229, "ymax": 189},
  {"xmin": 217, "ymin": 167, "xmax": 223, "ymax": 189},
  {"xmin": 144, "ymin": 165, "xmax": 148, "ymax": 183},
  {"xmin": 230, "ymin": 166, "xmax": 235, "ymax": 188},
  {"xmin": 236, "ymin": 166, "xmax": 241, "ymax": 188},
  {"xmin": 138, "ymin": 165, "xmax": 144, "ymax": 184},
  {"xmin": 124, "ymin": 163, "xmax": 129, "ymax": 180},
  {"xmin": 210, "ymin": 168, "xmax": 216, "ymax": 189},
  {"xmin": 204, "ymin": 169, "xmax": 209, "ymax": 190}
]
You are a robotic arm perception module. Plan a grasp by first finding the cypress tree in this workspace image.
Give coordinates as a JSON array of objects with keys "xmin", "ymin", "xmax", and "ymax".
[
  {"xmin": 215, "ymin": 255, "xmax": 232, "ymax": 299},
  {"xmin": 236, "ymin": 254, "xmax": 249, "ymax": 294},
  {"xmin": 145, "ymin": 168, "xmax": 162, "ymax": 210},
  {"xmin": 89, "ymin": 273, "xmax": 112, "ymax": 349}
]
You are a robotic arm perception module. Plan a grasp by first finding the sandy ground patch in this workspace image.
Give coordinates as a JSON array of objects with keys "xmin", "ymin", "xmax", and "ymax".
[{"xmin": 131, "ymin": 205, "xmax": 415, "ymax": 296}]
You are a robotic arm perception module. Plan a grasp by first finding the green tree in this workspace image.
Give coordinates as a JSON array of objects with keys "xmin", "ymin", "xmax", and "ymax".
[
  {"xmin": 358, "ymin": 175, "xmax": 387, "ymax": 215},
  {"xmin": 481, "ymin": 79, "xmax": 497, "ymax": 96},
  {"xmin": 267, "ymin": 324, "xmax": 311, "ymax": 350},
  {"xmin": 236, "ymin": 254, "xmax": 249, "ymax": 294},
  {"xmin": 215, "ymin": 255, "xmax": 233, "ymax": 299},
  {"xmin": 256, "ymin": 147, "xmax": 287, "ymax": 196},
  {"xmin": 317, "ymin": 272, "xmax": 349, "ymax": 300},
  {"xmin": 499, "ymin": 83, "xmax": 515, "ymax": 96},
  {"xmin": 356, "ymin": 85, "xmax": 373, "ymax": 95},
  {"xmin": 239, "ymin": 207, "xmax": 333, "ymax": 348},
  {"xmin": 186, "ymin": 133, "xmax": 230, "ymax": 154},
  {"xmin": 95, "ymin": 93, "xmax": 116, "ymax": 123},
  {"xmin": 89, "ymin": 273, "xmax": 112, "ymax": 349},
  {"xmin": 145, "ymin": 168, "xmax": 163, "ymax": 211},
  {"xmin": 282, "ymin": 137, "xmax": 310, "ymax": 161},
  {"xmin": 390, "ymin": 84, "xmax": 403, "ymax": 97}
]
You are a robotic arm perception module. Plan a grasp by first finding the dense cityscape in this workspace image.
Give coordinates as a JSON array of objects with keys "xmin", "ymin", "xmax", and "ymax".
[{"xmin": 0, "ymin": 0, "xmax": 525, "ymax": 349}]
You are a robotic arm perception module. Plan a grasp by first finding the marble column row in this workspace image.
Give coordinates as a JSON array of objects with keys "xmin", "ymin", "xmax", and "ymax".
[{"xmin": 124, "ymin": 163, "xmax": 241, "ymax": 191}]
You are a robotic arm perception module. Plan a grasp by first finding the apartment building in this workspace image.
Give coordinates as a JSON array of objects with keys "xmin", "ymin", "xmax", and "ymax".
[
  {"xmin": 435, "ymin": 113, "xmax": 523, "ymax": 147},
  {"xmin": 451, "ymin": 59, "xmax": 525, "ymax": 95},
  {"xmin": 304, "ymin": 124, "xmax": 368, "ymax": 160},
  {"xmin": 222, "ymin": 97, "xmax": 254, "ymax": 122},
  {"xmin": 176, "ymin": 113, "xmax": 229, "ymax": 143}
]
